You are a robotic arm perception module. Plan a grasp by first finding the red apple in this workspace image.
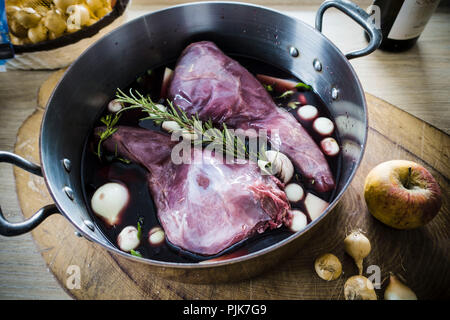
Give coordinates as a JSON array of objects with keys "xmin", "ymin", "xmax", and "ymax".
[{"xmin": 364, "ymin": 160, "xmax": 442, "ymax": 229}]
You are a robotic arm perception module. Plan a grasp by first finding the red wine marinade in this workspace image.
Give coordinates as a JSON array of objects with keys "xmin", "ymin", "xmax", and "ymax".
[{"xmin": 81, "ymin": 56, "xmax": 341, "ymax": 263}]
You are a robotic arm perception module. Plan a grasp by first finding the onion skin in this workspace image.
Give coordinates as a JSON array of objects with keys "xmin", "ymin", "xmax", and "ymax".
[{"xmin": 384, "ymin": 274, "xmax": 417, "ymax": 300}]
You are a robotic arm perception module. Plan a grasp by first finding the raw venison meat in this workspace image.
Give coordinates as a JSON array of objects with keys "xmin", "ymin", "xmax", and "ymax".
[
  {"xmin": 168, "ymin": 41, "xmax": 335, "ymax": 193},
  {"xmin": 98, "ymin": 126, "xmax": 291, "ymax": 256}
]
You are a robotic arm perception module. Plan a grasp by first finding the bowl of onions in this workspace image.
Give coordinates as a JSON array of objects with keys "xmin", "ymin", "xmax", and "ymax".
[{"xmin": 4, "ymin": 0, "xmax": 129, "ymax": 70}]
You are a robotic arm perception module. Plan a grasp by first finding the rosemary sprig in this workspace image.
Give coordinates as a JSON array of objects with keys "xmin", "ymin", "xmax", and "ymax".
[
  {"xmin": 130, "ymin": 249, "xmax": 142, "ymax": 257},
  {"xmin": 115, "ymin": 89, "xmax": 264, "ymax": 161},
  {"xmin": 295, "ymin": 82, "xmax": 312, "ymax": 91},
  {"xmin": 137, "ymin": 221, "xmax": 142, "ymax": 240},
  {"xmin": 96, "ymin": 113, "xmax": 121, "ymax": 160},
  {"xmin": 277, "ymin": 90, "xmax": 294, "ymax": 99},
  {"xmin": 263, "ymin": 84, "xmax": 274, "ymax": 92}
]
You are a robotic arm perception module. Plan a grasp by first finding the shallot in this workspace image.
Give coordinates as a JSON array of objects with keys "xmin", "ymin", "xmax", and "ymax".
[
  {"xmin": 91, "ymin": 182, "xmax": 129, "ymax": 226},
  {"xmin": 320, "ymin": 137, "xmax": 340, "ymax": 157},
  {"xmin": 27, "ymin": 23, "xmax": 48, "ymax": 44},
  {"xmin": 344, "ymin": 275, "xmax": 377, "ymax": 300},
  {"xmin": 148, "ymin": 226, "xmax": 165, "ymax": 246},
  {"xmin": 384, "ymin": 274, "xmax": 417, "ymax": 300},
  {"xmin": 314, "ymin": 253, "xmax": 342, "ymax": 281},
  {"xmin": 344, "ymin": 230, "xmax": 371, "ymax": 275},
  {"xmin": 108, "ymin": 99, "xmax": 123, "ymax": 113},
  {"xmin": 14, "ymin": 8, "xmax": 41, "ymax": 29},
  {"xmin": 43, "ymin": 9, "xmax": 66, "ymax": 37},
  {"xmin": 117, "ymin": 226, "xmax": 140, "ymax": 252}
]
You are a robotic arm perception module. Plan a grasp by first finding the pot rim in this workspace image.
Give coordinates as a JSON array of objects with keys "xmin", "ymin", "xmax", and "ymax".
[{"xmin": 39, "ymin": 1, "xmax": 369, "ymax": 269}]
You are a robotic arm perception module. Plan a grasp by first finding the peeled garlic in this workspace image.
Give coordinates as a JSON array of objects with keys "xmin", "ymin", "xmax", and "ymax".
[
  {"xmin": 384, "ymin": 274, "xmax": 417, "ymax": 300},
  {"xmin": 289, "ymin": 210, "xmax": 307, "ymax": 232},
  {"xmin": 314, "ymin": 253, "xmax": 342, "ymax": 281},
  {"xmin": 91, "ymin": 182, "xmax": 129, "ymax": 226},
  {"xmin": 344, "ymin": 230, "xmax": 371, "ymax": 275},
  {"xmin": 344, "ymin": 275, "xmax": 377, "ymax": 300},
  {"xmin": 148, "ymin": 226, "xmax": 165, "ymax": 246},
  {"xmin": 107, "ymin": 99, "xmax": 123, "ymax": 113},
  {"xmin": 285, "ymin": 183, "xmax": 304, "ymax": 202},
  {"xmin": 117, "ymin": 226, "xmax": 140, "ymax": 252}
]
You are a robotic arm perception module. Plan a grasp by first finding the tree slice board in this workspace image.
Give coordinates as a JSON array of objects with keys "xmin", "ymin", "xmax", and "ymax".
[{"xmin": 13, "ymin": 92, "xmax": 449, "ymax": 299}]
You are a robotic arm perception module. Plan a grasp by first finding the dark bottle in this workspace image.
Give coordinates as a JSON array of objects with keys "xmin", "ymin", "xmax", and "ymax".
[{"xmin": 367, "ymin": 0, "xmax": 440, "ymax": 52}]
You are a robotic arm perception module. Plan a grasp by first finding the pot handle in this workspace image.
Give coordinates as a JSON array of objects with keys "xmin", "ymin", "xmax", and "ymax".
[
  {"xmin": 315, "ymin": 0, "xmax": 382, "ymax": 60},
  {"xmin": 0, "ymin": 151, "xmax": 59, "ymax": 236}
]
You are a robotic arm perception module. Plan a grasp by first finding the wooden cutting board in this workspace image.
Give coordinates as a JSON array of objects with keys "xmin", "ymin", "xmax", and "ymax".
[{"xmin": 13, "ymin": 72, "xmax": 449, "ymax": 300}]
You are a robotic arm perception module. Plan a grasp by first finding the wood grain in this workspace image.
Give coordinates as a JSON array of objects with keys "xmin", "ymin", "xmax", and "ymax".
[
  {"xmin": 10, "ymin": 93, "xmax": 450, "ymax": 300},
  {"xmin": 0, "ymin": 1, "xmax": 449, "ymax": 300}
]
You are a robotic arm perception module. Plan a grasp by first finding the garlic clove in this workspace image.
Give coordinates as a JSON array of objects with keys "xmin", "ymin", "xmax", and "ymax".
[
  {"xmin": 108, "ymin": 99, "xmax": 123, "ymax": 113},
  {"xmin": 148, "ymin": 226, "xmax": 165, "ymax": 246},
  {"xmin": 117, "ymin": 226, "xmax": 140, "ymax": 252},
  {"xmin": 289, "ymin": 210, "xmax": 307, "ymax": 232},
  {"xmin": 285, "ymin": 183, "xmax": 304, "ymax": 202},
  {"xmin": 91, "ymin": 182, "xmax": 129, "ymax": 226},
  {"xmin": 320, "ymin": 137, "xmax": 340, "ymax": 157}
]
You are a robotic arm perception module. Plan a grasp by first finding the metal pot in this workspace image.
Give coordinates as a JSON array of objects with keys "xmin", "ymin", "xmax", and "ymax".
[{"xmin": 0, "ymin": 1, "xmax": 381, "ymax": 283}]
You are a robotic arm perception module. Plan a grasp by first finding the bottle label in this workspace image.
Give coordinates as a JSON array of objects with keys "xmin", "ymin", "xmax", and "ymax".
[{"xmin": 388, "ymin": 0, "xmax": 440, "ymax": 40}]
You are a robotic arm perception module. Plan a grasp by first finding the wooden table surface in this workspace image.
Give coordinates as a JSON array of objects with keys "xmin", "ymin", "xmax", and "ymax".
[{"xmin": 0, "ymin": 0, "xmax": 449, "ymax": 300}]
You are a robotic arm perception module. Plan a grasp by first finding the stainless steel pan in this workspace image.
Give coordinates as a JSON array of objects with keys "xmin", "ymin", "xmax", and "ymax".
[{"xmin": 0, "ymin": 1, "xmax": 381, "ymax": 283}]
